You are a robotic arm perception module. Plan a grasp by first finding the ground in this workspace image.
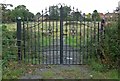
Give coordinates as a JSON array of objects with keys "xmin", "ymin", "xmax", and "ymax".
[
  {"xmin": 19, "ymin": 64, "xmax": 118, "ymax": 79},
  {"xmin": 2, "ymin": 60, "xmax": 118, "ymax": 79},
  {"xmin": 20, "ymin": 65, "xmax": 92, "ymax": 79}
]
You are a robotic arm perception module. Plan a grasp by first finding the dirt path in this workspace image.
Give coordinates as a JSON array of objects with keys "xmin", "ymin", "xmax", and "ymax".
[
  {"xmin": 41, "ymin": 37, "xmax": 84, "ymax": 64},
  {"xmin": 20, "ymin": 65, "xmax": 92, "ymax": 79}
]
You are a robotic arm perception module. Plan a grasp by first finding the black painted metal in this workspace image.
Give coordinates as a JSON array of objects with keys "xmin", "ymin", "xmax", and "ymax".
[
  {"xmin": 60, "ymin": 6, "xmax": 63, "ymax": 64},
  {"xmin": 17, "ymin": 17, "xmax": 22, "ymax": 61},
  {"xmin": 17, "ymin": 5, "xmax": 104, "ymax": 65}
]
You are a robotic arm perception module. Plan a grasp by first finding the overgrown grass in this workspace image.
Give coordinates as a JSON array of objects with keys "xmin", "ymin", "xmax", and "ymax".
[
  {"xmin": 2, "ymin": 61, "xmax": 23, "ymax": 79},
  {"xmin": 87, "ymin": 20, "xmax": 119, "ymax": 79},
  {"xmin": 41, "ymin": 70, "xmax": 55, "ymax": 79},
  {"xmin": 103, "ymin": 22, "xmax": 119, "ymax": 65},
  {"xmin": 88, "ymin": 58, "xmax": 118, "ymax": 79},
  {"xmin": 2, "ymin": 61, "xmax": 38, "ymax": 79}
]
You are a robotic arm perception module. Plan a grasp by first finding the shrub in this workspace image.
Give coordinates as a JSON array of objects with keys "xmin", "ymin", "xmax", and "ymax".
[
  {"xmin": 2, "ymin": 24, "xmax": 17, "ymax": 62},
  {"xmin": 103, "ymin": 22, "xmax": 119, "ymax": 67}
]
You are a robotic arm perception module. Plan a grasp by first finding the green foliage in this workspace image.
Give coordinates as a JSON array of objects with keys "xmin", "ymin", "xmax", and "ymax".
[
  {"xmin": 2, "ymin": 24, "xmax": 17, "ymax": 62},
  {"xmin": 88, "ymin": 58, "xmax": 105, "ymax": 72},
  {"xmin": 2, "ymin": 5, "xmax": 34, "ymax": 23},
  {"xmin": 87, "ymin": 20, "xmax": 119, "ymax": 68},
  {"xmin": 49, "ymin": 6, "xmax": 59, "ymax": 20},
  {"xmin": 62, "ymin": 6, "xmax": 71, "ymax": 20},
  {"xmin": 91, "ymin": 69, "xmax": 118, "ymax": 79},
  {"xmin": 11, "ymin": 5, "xmax": 34, "ymax": 21},
  {"xmin": 103, "ymin": 22, "xmax": 119, "ymax": 65},
  {"xmin": 65, "ymin": 35, "xmax": 80, "ymax": 46},
  {"xmin": 88, "ymin": 58, "xmax": 118, "ymax": 79},
  {"xmin": 72, "ymin": 11, "xmax": 82, "ymax": 21},
  {"xmin": 42, "ymin": 70, "xmax": 55, "ymax": 78},
  {"xmin": 49, "ymin": 5, "xmax": 71, "ymax": 20},
  {"xmin": 2, "ymin": 25, "xmax": 39, "ymax": 78},
  {"xmin": 92, "ymin": 10, "xmax": 101, "ymax": 21},
  {"xmin": 85, "ymin": 13, "xmax": 92, "ymax": 21},
  {"xmin": 2, "ymin": 61, "xmax": 37, "ymax": 79},
  {"xmin": 49, "ymin": 5, "xmax": 82, "ymax": 21}
]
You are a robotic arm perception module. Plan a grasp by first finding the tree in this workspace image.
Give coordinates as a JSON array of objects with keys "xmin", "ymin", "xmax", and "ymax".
[
  {"xmin": 62, "ymin": 6, "xmax": 71, "ymax": 20},
  {"xmin": 49, "ymin": 5, "xmax": 71, "ymax": 20},
  {"xmin": 10, "ymin": 5, "xmax": 34, "ymax": 21},
  {"xmin": 92, "ymin": 10, "xmax": 101, "ymax": 21},
  {"xmin": 1, "ymin": 4, "xmax": 13, "ymax": 23},
  {"xmin": 28, "ymin": 12, "xmax": 34, "ymax": 21},
  {"xmin": 72, "ymin": 11, "xmax": 82, "ymax": 21},
  {"xmin": 49, "ymin": 5, "xmax": 59, "ymax": 20},
  {"xmin": 86, "ymin": 13, "xmax": 92, "ymax": 21},
  {"xmin": 3, "ymin": 9, "xmax": 12, "ymax": 23}
]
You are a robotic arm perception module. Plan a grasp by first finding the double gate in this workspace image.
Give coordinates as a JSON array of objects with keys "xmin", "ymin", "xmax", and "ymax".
[{"xmin": 17, "ymin": 5, "xmax": 104, "ymax": 64}]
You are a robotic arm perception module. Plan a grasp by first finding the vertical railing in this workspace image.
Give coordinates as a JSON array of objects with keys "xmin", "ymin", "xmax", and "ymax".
[
  {"xmin": 38, "ymin": 17, "xmax": 40, "ymax": 64},
  {"xmin": 23, "ymin": 19, "xmax": 26, "ymax": 62},
  {"xmin": 17, "ymin": 17, "xmax": 22, "ymax": 61},
  {"xmin": 100, "ymin": 18, "xmax": 105, "ymax": 45},
  {"xmin": 60, "ymin": 6, "xmax": 63, "ymax": 64},
  {"xmin": 97, "ymin": 22, "xmax": 100, "ymax": 48},
  {"xmin": 42, "ymin": 10, "xmax": 44, "ymax": 64}
]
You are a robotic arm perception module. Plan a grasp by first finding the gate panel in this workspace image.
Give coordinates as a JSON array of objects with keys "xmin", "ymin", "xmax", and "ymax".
[{"xmin": 17, "ymin": 5, "xmax": 101, "ymax": 65}]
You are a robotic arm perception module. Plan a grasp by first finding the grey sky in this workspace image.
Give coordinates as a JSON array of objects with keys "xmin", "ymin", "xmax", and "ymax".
[{"xmin": 0, "ymin": 0, "xmax": 119, "ymax": 14}]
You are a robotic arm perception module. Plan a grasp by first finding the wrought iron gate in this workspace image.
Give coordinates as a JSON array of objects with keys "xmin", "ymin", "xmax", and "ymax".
[{"xmin": 17, "ymin": 5, "xmax": 104, "ymax": 64}]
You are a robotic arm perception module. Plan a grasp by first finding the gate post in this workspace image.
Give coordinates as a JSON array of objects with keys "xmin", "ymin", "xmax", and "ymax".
[
  {"xmin": 17, "ymin": 17, "xmax": 22, "ymax": 61},
  {"xmin": 60, "ymin": 6, "xmax": 63, "ymax": 64}
]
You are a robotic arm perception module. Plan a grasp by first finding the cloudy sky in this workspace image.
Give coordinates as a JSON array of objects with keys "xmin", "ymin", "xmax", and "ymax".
[{"xmin": 0, "ymin": 0, "xmax": 119, "ymax": 14}]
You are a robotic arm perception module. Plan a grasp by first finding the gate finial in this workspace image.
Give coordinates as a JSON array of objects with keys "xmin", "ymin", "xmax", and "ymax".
[{"xmin": 17, "ymin": 17, "xmax": 21, "ymax": 20}]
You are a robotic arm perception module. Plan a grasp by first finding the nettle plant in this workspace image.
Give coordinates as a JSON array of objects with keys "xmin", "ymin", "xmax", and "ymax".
[{"xmin": 2, "ymin": 25, "xmax": 17, "ymax": 62}]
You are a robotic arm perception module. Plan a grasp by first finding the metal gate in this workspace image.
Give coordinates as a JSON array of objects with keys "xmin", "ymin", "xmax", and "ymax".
[{"xmin": 17, "ymin": 5, "xmax": 103, "ymax": 64}]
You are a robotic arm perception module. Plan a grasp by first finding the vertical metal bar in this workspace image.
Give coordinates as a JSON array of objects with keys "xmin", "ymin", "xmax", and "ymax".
[
  {"xmin": 42, "ymin": 10, "xmax": 44, "ymax": 64},
  {"xmin": 90, "ymin": 18, "xmax": 93, "ymax": 59},
  {"xmin": 48, "ymin": 8, "xmax": 51, "ymax": 64},
  {"xmin": 23, "ymin": 18, "xmax": 26, "ymax": 63},
  {"xmin": 26, "ymin": 18, "xmax": 29, "ymax": 63},
  {"xmin": 100, "ymin": 19, "xmax": 103, "ymax": 44},
  {"xmin": 60, "ymin": 6, "xmax": 63, "ymax": 64},
  {"xmin": 83, "ymin": 15, "xmax": 85, "ymax": 64},
  {"xmin": 53, "ymin": 17, "xmax": 55, "ymax": 64},
  {"xmin": 97, "ymin": 22, "xmax": 100, "ymax": 56},
  {"xmin": 98, "ymin": 22, "xmax": 100, "ymax": 44},
  {"xmin": 17, "ymin": 17, "xmax": 22, "ymax": 61},
  {"xmin": 34, "ymin": 18, "xmax": 37, "ymax": 64},
  {"xmin": 33, "ymin": 19, "xmax": 35, "ymax": 64},
  {"xmin": 72, "ymin": 7, "xmax": 75, "ymax": 64},
  {"xmin": 86, "ymin": 21, "xmax": 89, "ymax": 63},
  {"xmin": 30, "ymin": 18, "xmax": 33, "ymax": 64},
  {"xmin": 65, "ymin": 14, "xmax": 67, "ymax": 64},
  {"xmin": 32, "ymin": 19, "xmax": 34, "ymax": 64},
  {"xmin": 80, "ymin": 17, "xmax": 82, "ymax": 64},
  {"xmin": 38, "ymin": 17, "xmax": 40, "ymax": 64},
  {"xmin": 76, "ymin": 13, "xmax": 78, "ymax": 64},
  {"xmin": 45, "ymin": 8, "xmax": 48, "ymax": 64},
  {"xmin": 94, "ymin": 18, "xmax": 96, "ymax": 58},
  {"xmin": 100, "ymin": 18, "xmax": 105, "ymax": 56},
  {"xmin": 101, "ymin": 20, "xmax": 104, "ymax": 45},
  {"xmin": 56, "ymin": 17, "xmax": 58, "ymax": 64},
  {"xmin": 69, "ymin": 16, "xmax": 71, "ymax": 64}
]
